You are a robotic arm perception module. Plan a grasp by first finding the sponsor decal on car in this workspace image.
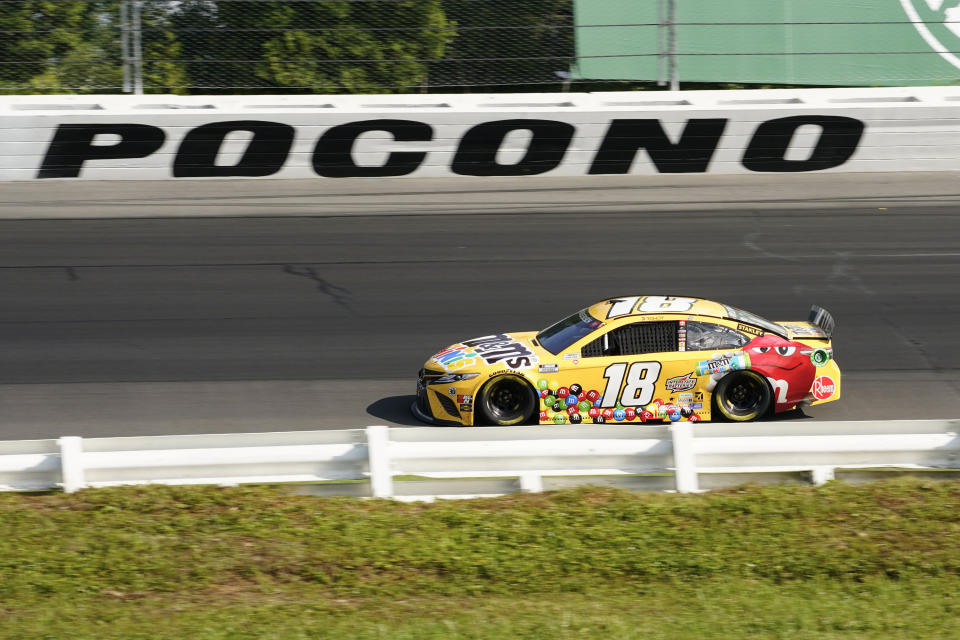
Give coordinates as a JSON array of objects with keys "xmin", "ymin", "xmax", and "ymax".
[
  {"xmin": 432, "ymin": 334, "xmax": 538, "ymax": 372},
  {"xmin": 696, "ymin": 352, "xmax": 750, "ymax": 376},
  {"xmin": 665, "ymin": 372, "xmax": 697, "ymax": 393},
  {"xmin": 432, "ymin": 346, "xmax": 481, "ymax": 372},
  {"xmin": 737, "ymin": 323, "xmax": 763, "ymax": 336},
  {"xmin": 535, "ymin": 373, "xmax": 704, "ymax": 425},
  {"xmin": 813, "ymin": 375, "xmax": 836, "ymax": 400},
  {"xmin": 461, "ymin": 334, "xmax": 539, "ymax": 369},
  {"xmin": 539, "ymin": 364, "xmax": 559, "ymax": 374}
]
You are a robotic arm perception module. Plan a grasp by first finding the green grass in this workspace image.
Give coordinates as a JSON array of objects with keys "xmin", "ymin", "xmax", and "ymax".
[{"xmin": 2, "ymin": 479, "xmax": 960, "ymax": 639}]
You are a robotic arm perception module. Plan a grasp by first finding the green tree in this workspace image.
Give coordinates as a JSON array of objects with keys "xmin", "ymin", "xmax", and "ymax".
[
  {"xmin": 438, "ymin": 0, "xmax": 574, "ymax": 91},
  {"xmin": 138, "ymin": 1, "xmax": 189, "ymax": 93},
  {"xmin": 172, "ymin": 0, "xmax": 454, "ymax": 93},
  {"xmin": 0, "ymin": 1, "xmax": 187, "ymax": 94},
  {"xmin": 0, "ymin": 1, "xmax": 109, "ymax": 92}
]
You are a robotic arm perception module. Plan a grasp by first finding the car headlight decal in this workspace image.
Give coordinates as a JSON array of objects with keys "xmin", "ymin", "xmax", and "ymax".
[{"xmin": 432, "ymin": 372, "xmax": 479, "ymax": 385}]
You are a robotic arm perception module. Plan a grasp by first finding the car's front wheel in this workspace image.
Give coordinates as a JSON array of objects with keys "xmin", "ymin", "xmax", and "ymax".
[
  {"xmin": 713, "ymin": 371, "xmax": 772, "ymax": 421},
  {"xmin": 478, "ymin": 374, "xmax": 537, "ymax": 426}
]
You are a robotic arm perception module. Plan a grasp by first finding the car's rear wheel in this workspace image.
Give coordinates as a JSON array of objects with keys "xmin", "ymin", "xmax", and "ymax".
[
  {"xmin": 713, "ymin": 371, "xmax": 772, "ymax": 421},
  {"xmin": 478, "ymin": 374, "xmax": 537, "ymax": 426}
]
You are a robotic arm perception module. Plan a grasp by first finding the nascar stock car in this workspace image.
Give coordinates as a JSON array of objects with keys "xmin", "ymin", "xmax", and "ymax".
[{"xmin": 413, "ymin": 296, "xmax": 840, "ymax": 426}]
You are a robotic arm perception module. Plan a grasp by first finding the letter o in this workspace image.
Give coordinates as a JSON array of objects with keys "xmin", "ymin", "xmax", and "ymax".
[
  {"xmin": 742, "ymin": 116, "xmax": 864, "ymax": 172},
  {"xmin": 173, "ymin": 120, "xmax": 294, "ymax": 178},
  {"xmin": 452, "ymin": 119, "xmax": 574, "ymax": 176}
]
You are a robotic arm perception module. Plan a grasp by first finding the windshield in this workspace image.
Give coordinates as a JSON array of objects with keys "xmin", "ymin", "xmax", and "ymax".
[
  {"xmin": 722, "ymin": 305, "xmax": 787, "ymax": 337},
  {"xmin": 536, "ymin": 309, "xmax": 604, "ymax": 355}
]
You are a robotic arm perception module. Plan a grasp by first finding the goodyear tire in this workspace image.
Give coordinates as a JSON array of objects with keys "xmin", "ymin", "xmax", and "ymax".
[
  {"xmin": 478, "ymin": 374, "xmax": 537, "ymax": 426},
  {"xmin": 713, "ymin": 371, "xmax": 772, "ymax": 422}
]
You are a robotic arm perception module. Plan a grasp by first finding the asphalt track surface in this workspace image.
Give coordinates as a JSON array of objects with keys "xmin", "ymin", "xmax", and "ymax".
[{"xmin": 1, "ymin": 172, "xmax": 959, "ymax": 439}]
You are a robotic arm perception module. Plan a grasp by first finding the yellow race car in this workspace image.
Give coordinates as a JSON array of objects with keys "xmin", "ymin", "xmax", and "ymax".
[{"xmin": 413, "ymin": 296, "xmax": 840, "ymax": 426}]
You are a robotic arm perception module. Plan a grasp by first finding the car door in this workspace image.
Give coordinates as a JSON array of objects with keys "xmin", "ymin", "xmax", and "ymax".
[{"xmin": 564, "ymin": 319, "xmax": 693, "ymax": 423}]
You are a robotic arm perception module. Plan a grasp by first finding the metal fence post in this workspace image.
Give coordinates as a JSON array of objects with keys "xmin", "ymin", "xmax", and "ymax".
[
  {"xmin": 366, "ymin": 425, "xmax": 394, "ymax": 498},
  {"xmin": 120, "ymin": 0, "xmax": 131, "ymax": 93},
  {"xmin": 810, "ymin": 466, "xmax": 836, "ymax": 485},
  {"xmin": 657, "ymin": 0, "xmax": 667, "ymax": 86},
  {"xmin": 519, "ymin": 473, "xmax": 544, "ymax": 493},
  {"xmin": 131, "ymin": 0, "xmax": 144, "ymax": 95},
  {"xmin": 667, "ymin": 0, "xmax": 679, "ymax": 91},
  {"xmin": 670, "ymin": 422, "xmax": 699, "ymax": 493},
  {"xmin": 58, "ymin": 436, "xmax": 85, "ymax": 493}
]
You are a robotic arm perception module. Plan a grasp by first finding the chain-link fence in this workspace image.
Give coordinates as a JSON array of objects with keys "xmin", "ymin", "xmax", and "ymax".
[{"xmin": 3, "ymin": 0, "xmax": 960, "ymax": 95}]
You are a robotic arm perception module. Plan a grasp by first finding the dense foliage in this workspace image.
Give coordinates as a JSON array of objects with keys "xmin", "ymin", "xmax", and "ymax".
[{"xmin": 0, "ymin": 0, "xmax": 574, "ymax": 94}]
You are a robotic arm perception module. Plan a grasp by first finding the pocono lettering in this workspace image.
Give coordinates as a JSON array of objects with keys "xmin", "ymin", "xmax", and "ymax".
[{"xmin": 36, "ymin": 116, "xmax": 866, "ymax": 179}]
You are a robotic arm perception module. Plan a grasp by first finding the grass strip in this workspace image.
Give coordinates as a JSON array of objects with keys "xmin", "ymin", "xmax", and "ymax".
[{"xmin": 1, "ymin": 478, "xmax": 959, "ymax": 638}]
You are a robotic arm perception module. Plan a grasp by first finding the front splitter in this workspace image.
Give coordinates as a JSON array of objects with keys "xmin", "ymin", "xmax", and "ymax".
[{"xmin": 410, "ymin": 401, "xmax": 463, "ymax": 426}]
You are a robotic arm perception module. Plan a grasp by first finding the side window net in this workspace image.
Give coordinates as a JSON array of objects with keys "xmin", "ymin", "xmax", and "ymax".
[
  {"xmin": 685, "ymin": 322, "xmax": 750, "ymax": 351},
  {"xmin": 582, "ymin": 335, "xmax": 606, "ymax": 357},
  {"xmin": 583, "ymin": 321, "xmax": 678, "ymax": 357}
]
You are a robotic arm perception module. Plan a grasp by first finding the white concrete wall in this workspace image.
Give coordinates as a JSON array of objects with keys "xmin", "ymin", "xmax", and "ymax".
[{"xmin": 3, "ymin": 87, "xmax": 960, "ymax": 181}]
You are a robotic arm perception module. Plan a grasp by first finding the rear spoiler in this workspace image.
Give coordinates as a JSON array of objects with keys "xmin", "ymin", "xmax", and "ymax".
[{"xmin": 808, "ymin": 305, "xmax": 836, "ymax": 338}]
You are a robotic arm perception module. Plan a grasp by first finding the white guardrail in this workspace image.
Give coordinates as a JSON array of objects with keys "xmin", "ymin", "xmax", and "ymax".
[
  {"xmin": 6, "ymin": 86, "xmax": 960, "ymax": 181},
  {"xmin": 2, "ymin": 420, "xmax": 958, "ymax": 500}
]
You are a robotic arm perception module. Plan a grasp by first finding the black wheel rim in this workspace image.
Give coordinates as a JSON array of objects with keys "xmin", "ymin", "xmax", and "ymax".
[
  {"xmin": 485, "ymin": 378, "xmax": 531, "ymax": 423},
  {"xmin": 722, "ymin": 375, "xmax": 764, "ymax": 416}
]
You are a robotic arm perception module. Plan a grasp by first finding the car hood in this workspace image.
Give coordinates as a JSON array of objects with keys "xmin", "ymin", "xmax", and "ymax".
[{"xmin": 426, "ymin": 331, "xmax": 548, "ymax": 374}]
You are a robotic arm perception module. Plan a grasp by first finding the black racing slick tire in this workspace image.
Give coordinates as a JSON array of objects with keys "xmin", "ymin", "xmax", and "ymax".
[
  {"xmin": 478, "ymin": 375, "xmax": 537, "ymax": 426},
  {"xmin": 713, "ymin": 371, "xmax": 773, "ymax": 422}
]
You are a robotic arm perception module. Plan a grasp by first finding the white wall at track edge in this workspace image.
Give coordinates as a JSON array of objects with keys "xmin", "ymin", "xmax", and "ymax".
[{"xmin": 5, "ymin": 86, "xmax": 960, "ymax": 181}]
